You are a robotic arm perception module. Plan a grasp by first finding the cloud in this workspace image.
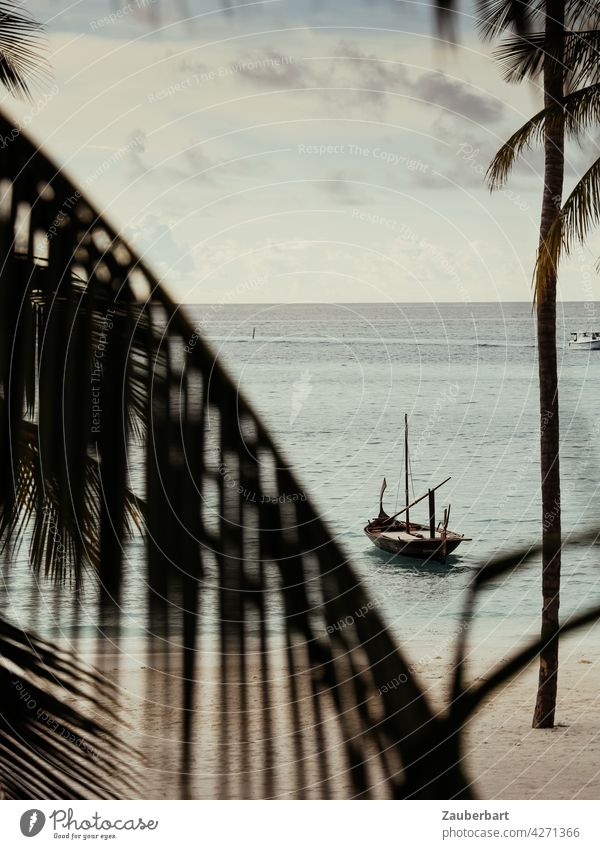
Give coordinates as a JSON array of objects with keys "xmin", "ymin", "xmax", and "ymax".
[
  {"xmin": 234, "ymin": 50, "xmax": 309, "ymax": 87},
  {"xmin": 234, "ymin": 38, "xmax": 407, "ymax": 113},
  {"xmin": 319, "ymin": 169, "xmax": 368, "ymax": 205},
  {"xmin": 413, "ymin": 71, "xmax": 505, "ymax": 124},
  {"xmin": 230, "ymin": 41, "xmax": 505, "ymax": 128},
  {"xmin": 126, "ymin": 214, "xmax": 196, "ymax": 276}
]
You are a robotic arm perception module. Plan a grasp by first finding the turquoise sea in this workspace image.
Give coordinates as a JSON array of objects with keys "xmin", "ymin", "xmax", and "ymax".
[
  {"xmin": 4, "ymin": 301, "xmax": 600, "ymax": 653},
  {"xmin": 197, "ymin": 301, "xmax": 600, "ymax": 649}
]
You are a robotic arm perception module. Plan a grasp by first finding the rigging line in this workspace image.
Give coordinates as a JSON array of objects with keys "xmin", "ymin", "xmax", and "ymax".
[
  {"xmin": 395, "ymin": 450, "xmax": 401, "ymax": 511},
  {"xmin": 409, "ymin": 447, "xmax": 416, "ymax": 500}
]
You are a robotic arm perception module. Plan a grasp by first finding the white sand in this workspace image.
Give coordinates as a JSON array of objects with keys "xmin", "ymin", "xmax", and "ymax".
[
  {"xmin": 86, "ymin": 630, "xmax": 600, "ymax": 799},
  {"xmin": 409, "ymin": 630, "xmax": 600, "ymax": 799}
]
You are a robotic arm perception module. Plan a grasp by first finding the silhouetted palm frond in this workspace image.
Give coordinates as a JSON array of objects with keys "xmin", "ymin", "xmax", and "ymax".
[
  {"xmin": 0, "ymin": 413, "xmax": 143, "ymax": 584},
  {"xmin": 0, "ymin": 2, "xmax": 48, "ymax": 100},
  {"xmin": 476, "ymin": 0, "xmax": 542, "ymax": 41},
  {"xmin": 534, "ymin": 152, "xmax": 600, "ymax": 295},
  {"xmin": 3, "ymin": 102, "xmax": 600, "ymax": 800},
  {"xmin": 0, "ymin": 259, "xmax": 149, "ymax": 588},
  {"xmin": 449, "ymin": 533, "xmax": 600, "ymax": 723},
  {"xmin": 0, "ymin": 617, "xmax": 139, "ymax": 799},
  {"xmin": 496, "ymin": 28, "xmax": 600, "ymax": 88},
  {"xmin": 0, "ymin": 107, "xmax": 467, "ymax": 799},
  {"xmin": 487, "ymin": 82, "xmax": 600, "ymax": 189}
]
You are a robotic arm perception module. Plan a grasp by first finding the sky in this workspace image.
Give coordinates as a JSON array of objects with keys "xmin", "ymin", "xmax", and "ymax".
[{"xmin": 3, "ymin": 0, "xmax": 600, "ymax": 303}]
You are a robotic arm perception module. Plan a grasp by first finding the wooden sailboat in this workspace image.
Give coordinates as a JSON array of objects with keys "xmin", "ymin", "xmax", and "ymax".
[{"xmin": 364, "ymin": 415, "xmax": 468, "ymax": 563}]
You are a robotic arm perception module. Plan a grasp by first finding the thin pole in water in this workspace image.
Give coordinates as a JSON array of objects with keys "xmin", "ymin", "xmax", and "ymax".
[
  {"xmin": 405, "ymin": 413, "xmax": 410, "ymax": 533},
  {"xmin": 252, "ymin": 327, "xmax": 256, "ymax": 340}
]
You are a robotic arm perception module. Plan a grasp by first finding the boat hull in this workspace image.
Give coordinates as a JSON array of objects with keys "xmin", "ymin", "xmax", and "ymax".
[{"xmin": 364, "ymin": 524, "xmax": 464, "ymax": 563}]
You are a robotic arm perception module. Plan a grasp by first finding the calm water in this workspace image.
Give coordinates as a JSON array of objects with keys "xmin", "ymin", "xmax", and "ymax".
[
  {"xmin": 196, "ymin": 301, "xmax": 600, "ymax": 647},
  {"xmin": 4, "ymin": 302, "xmax": 600, "ymax": 650}
]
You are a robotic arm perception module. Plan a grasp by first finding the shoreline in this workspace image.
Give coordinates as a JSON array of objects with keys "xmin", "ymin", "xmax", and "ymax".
[
  {"xmin": 409, "ymin": 630, "xmax": 600, "ymax": 799},
  {"xmin": 69, "ymin": 628, "xmax": 600, "ymax": 799}
]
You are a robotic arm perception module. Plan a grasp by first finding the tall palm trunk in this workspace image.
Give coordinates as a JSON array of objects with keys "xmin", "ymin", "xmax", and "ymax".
[{"xmin": 533, "ymin": 0, "xmax": 565, "ymax": 729}]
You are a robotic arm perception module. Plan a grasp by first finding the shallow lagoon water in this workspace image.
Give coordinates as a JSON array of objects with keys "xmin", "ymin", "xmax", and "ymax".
[
  {"xmin": 4, "ymin": 301, "xmax": 600, "ymax": 653},
  {"xmin": 197, "ymin": 301, "xmax": 600, "ymax": 648}
]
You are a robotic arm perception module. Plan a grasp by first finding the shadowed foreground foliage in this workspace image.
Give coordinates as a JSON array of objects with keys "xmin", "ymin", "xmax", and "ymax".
[
  {"xmin": 1, "ymin": 110, "xmax": 600, "ymax": 799},
  {"xmin": 0, "ymin": 618, "xmax": 138, "ymax": 799}
]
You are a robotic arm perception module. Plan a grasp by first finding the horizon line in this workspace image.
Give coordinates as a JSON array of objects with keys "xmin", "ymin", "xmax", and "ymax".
[{"xmin": 183, "ymin": 299, "xmax": 597, "ymax": 306}]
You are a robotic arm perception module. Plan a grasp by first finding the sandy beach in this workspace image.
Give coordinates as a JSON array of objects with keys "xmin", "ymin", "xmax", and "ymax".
[
  {"xmin": 88, "ymin": 628, "xmax": 600, "ymax": 800},
  {"xmin": 412, "ymin": 630, "xmax": 600, "ymax": 800}
]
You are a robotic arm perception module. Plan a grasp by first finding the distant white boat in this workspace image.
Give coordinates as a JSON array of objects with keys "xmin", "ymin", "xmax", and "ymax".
[{"xmin": 569, "ymin": 331, "xmax": 600, "ymax": 350}]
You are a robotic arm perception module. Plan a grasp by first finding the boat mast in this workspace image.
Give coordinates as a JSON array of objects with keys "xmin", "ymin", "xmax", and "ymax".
[{"xmin": 405, "ymin": 413, "xmax": 410, "ymax": 533}]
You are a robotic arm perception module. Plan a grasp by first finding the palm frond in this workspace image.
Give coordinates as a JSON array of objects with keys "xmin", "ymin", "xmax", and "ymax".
[
  {"xmin": 447, "ymin": 531, "xmax": 600, "ymax": 728},
  {"xmin": 487, "ymin": 105, "xmax": 548, "ymax": 189},
  {"xmin": 496, "ymin": 29, "xmax": 600, "ymax": 88},
  {"xmin": 487, "ymin": 82, "xmax": 600, "ymax": 189},
  {"xmin": 0, "ymin": 617, "xmax": 139, "ymax": 799},
  {"xmin": 451, "ymin": 542, "xmax": 542, "ymax": 705},
  {"xmin": 563, "ymin": 28, "xmax": 600, "ymax": 89},
  {"xmin": 475, "ymin": 0, "xmax": 542, "ymax": 42},
  {"xmin": 2, "ymin": 106, "xmax": 600, "ymax": 801},
  {"xmin": 535, "ymin": 153, "xmax": 600, "ymax": 296},
  {"xmin": 494, "ymin": 32, "xmax": 546, "ymax": 83},
  {"xmin": 564, "ymin": 0, "xmax": 600, "ymax": 30},
  {"xmin": 0, "ymin": 415, "xmax": 144, "ymax": 584},
  {"xmin": 456, "ymin": 599, "xmax": 600, "ymax": 722},
  {"xmin": 560, "ymin": 81, "xmax": 600, "ymax": 134},
  {"xmin": 0, "ymin": 2, "xmax": 48, "ymax": 100},
  {"xmin": 0, "ymin": 268, "xmax": 147, "ymax": 587}
]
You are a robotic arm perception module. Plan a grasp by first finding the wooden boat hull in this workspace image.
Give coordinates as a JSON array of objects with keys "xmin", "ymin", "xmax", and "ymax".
[{"xmin": 364, "ymin": 523, "xmax": 465, "ymax": 564}]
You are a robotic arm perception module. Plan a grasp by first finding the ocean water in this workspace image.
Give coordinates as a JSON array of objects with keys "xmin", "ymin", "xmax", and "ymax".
[
  {"xmin": 4, "ymin": 301, "xmax": 600, "ymax": 654},
  {"xmin": 195, "ymin": 301, "xmax": 600, "ymax": 649}
]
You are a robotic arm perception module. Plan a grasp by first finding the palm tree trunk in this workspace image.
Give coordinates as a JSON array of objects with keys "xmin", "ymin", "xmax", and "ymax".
[{"xmin": 533, "ymin": 0, "xmax": 565, "ymax": 729}]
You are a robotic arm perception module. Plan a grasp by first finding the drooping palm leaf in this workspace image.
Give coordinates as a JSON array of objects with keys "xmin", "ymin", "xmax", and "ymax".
[
  {"xmin": 0, "ymin": 2, "xmax": 48, "ymax": 100},
  {"xmin": 487, "ymin": 82, "xmax": 600, "ymax": 189},
  {"xmin": 496, "ymin": 28, "xmax": 600, "ymax": 87},
  {"xmin": 1, "ymin": 89, "xmax": 600, "ymax": 800},
  {"xmin": 0, "ymin": 617, "xmax": 139, "ymax": 799},
  {"xmin": 0, "ymin": 107, "xmax": 468, "ymax": 799},
  {"xmin": 475, "ymin": 0, "xmax": 542, "ymax": 41},
  {"xmin": 534, "ymin": 152, "xmax": 600, "ymax": 295},
  {"xmin": 0, "ymin": 415, "xmax": 144, "ymax": 584},
  {"xmin": 449, "ymin": 531, "xmax": 600, "ymax": 716}
]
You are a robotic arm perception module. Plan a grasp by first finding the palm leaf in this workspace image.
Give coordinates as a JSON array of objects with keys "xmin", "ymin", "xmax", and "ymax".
[
  {"xmin": 475, "ymin": 0, "xmax": 542, "ymax": 41},
  {"xmin": 487, "ymin": 103, "xmax": 549, "ymax": 189},
  {"xmin": 535, "ymin": 153, "xmax": 600, "ymax": 295},
  {"xmin": 0, "ymin": 617, "xmax": 139, "ymax": 799},
  {"xmin": 3, "ymin": 104, "xmax": 600, "ymax": 801},
  {"xmin": 446, "ymin": 530, "xmax": 600, "ymax": 734},
  {"xmin": 496, "ymin": 29, "xmax": 600, "ymax": 88},
  {"xmin": 487, "ymin": 82, "xmax": 600, "ymax": 189},
  {"xmin": 0, "ymin": 415, "xmax": 144, "ymax": 584},
  {"xmin": 454, "ymin": 599, "xmax": 600, "ymax": 724},
  {"xmin": 0, "ymin": 2, "xmax": 48, "ymax": 100}
]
